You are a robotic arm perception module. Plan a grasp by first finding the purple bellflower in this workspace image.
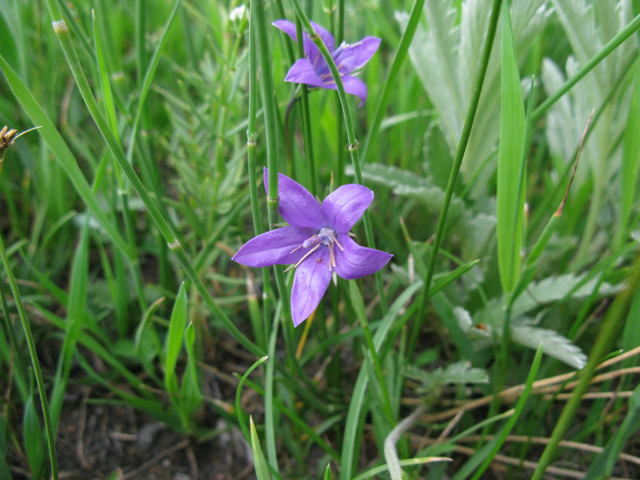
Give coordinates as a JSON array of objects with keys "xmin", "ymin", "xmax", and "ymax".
[
  {"xmin": 272, "ymin": 20, "xmax": 381, "ymax": 107},
  {"xmin": 233, "ymin": 169, "xmax": 392, "ymax": 327}
]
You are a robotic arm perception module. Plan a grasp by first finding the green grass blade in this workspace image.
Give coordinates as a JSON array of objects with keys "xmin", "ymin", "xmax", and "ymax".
[
  {"xmin": 468, "ymin": 343, "xmax": 543, "ymax": 480},
  {"xmin": 340, "ymin": 283, "xmax": 422, "ymax": 480},
  {"xmin": 47, "ymin": 18, "xmax": 263, "ymax": 358},
  {"xmin": 50, "ymin": 218, "xmax": 90, "ymax": 436},
  {"xmin": 127, "ymin": 0, "xmax": 182, "ymax": 160},
  {"xmin": 92, "ymin": 10, "xmax": 119, "ymax": 138},
  {"xmin": 361, "ymin": 0, "xmax": 425, "ymax": 162},
  {"xmin": 531, "ymin": 254, "xmax": 640, "ymax": 479},
  {"xmin": 617, "ymin": 65, "xmax": 640, "ymax": 247},
  {"xmin": 0, "ymin": 53, "xmax": 133, "ymax": 259},
  {"xmin": 0, "ymin": 416, "xmax": 11, "ymax": 479},
  {"xmin": 165, "ymin": 283, "xmax": 188, "ymax": 395},
  {"xmin": 348, "ymin": 279, "xmax": 394, "ymax": 424},
  {"xmin": 411, "ymin": 0, "xmax": 503, "ymax": 357},
  {"xmin": 584, "ymin": 384, "xmax": 640, "ymax": 479},
  {"xmin": 23, "ymin": 390, "xmax": 46, "ymax": 480},
  {"xmin": 532, "ymin": 12, "xmax": 640, "ymax": 121},
  {"xmin": 236, "ymin": 356, "xmax": 269, "ymax": 442},
  {"xmin": 180, "ymin": 323, "xmax": 202, "ymax": 424},
  {"xmin": 0, "ymin": 233, "xmax": 58, "ymax": 480},
  {"xmin": 496, "ymin": 1, "xmax": 525, "ymax": 294},
  {"xmin": 250, "ymin": 416, "xmax": 273, "ymax": 480}
]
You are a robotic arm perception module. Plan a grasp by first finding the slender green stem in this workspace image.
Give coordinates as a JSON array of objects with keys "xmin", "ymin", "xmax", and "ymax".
[
  {"xmin": 333, "ymin": 0, "xmax": 345, "ymax": 186},
  {"xmin": 0, "ymin": 232, "xmax": 58, "ymax": 480},
  {"xmin": 409, "ymin": 0, "xmax": 503, "ymax": 358},
  {"xmin": 531, "ymin": 12, "xmax": 640, "ymax": 122},
  {"xmin": 531, "ymin": 253, "xmax": 640, "ymax": 479},
  {"xmin": 290, "ymin": 0, "xmax": 387, "ymax": 312},
  {"xmin": 247, "ymin": 0, "xmax": 272, "ymax": 348},
  {"xmin": 253, "ymin": 0, "xmax": 291, "ymax": 321},
  {"xmin": 265, "ymin": 301, "xmax": 281, "ymax": 470},
  {"xmin": 360, "ymin": 0, "xmax": 426, "ymax": 163},
  {"xmin": 349, "ymin": 280, "xmax": 394, "ymax": 425},
  {"xmin": 295, "ymin": 17, "xmax": 316, "ymax": 195}
]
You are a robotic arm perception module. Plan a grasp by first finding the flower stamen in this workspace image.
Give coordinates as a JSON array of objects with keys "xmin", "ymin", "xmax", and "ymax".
[
  {"xmin": 329, "ymin": 244, "xmax": 336, "ymax": 272},
  {"xmin": 284, "ymin": 244, "xmax": 321, "ymax": 272},
  {"xmin": 328, "ymin": 231, "xmax": 343, "ymax": 251}
]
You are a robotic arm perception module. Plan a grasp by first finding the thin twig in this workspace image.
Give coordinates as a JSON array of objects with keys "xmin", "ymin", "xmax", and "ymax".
[
  {"xmin": 452, "ymin": 435, "xmax": 640, "ymax": 466},
  {"xmin": 413, "ymin": 436, "xmax": 633, "ymax": 480},
  {"xmin": 119, "ymin": 439, "xmax": 190, "ymax": 480},
  {"xmin": 405, "ymin": 347, "xmax": 640, "ymax": 421}
]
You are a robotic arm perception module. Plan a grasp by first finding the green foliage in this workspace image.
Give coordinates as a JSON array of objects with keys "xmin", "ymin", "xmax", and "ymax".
[{"xmin": 0, "ymin": 0, "xmax": 639, "ymax": 479}]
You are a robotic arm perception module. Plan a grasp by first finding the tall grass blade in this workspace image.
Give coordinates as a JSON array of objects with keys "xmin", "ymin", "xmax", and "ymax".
[
  {"xmin": 531, "ymin": 253, "xmax": 640, "ymax": 479},
  {"xmin": 165, "ymin": 284, "xmax": 188, "ymax": 395},
  {"xmin": 618, "ymin": 65, "xmax": 640, "ymax": 247},
  {"xmin": 250, "ymin": 416, "xmax": 273, "ymax": 480},
  {"xmin": 0, "ymin": 53, "xmax": 133, "ymax": 258},
  {"xmin": 50, "ymin": 218, "xmax": 90, "ymax": 436},
  {"xmin": 496, "ymin": 1, "xmax": 525, "ymax": 294},
  {"xmin": 584, "ymin": 383, "xmax": 640, "ymax": 479},
  {"xmin": 0, "ymin": 233, "xmax": 58, "ymax": 479}
]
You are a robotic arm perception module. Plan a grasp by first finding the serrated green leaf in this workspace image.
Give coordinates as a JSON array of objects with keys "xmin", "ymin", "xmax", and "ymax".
[
  {"xmin": 405, "ymin": 361, "xmax": 488, "ymax": 391},
  {"xmin": 345, "ymin": 162, "xmax": 426, "ymax": 189}
]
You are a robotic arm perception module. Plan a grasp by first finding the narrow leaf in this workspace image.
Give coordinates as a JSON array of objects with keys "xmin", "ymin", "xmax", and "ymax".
[
  {"xmin": 165, "ymin": 284, "xmax": 188, "ymax": 394},
  {"xmin": 496, "ymin": 2, "xmax": 526, "ymax": 293}
]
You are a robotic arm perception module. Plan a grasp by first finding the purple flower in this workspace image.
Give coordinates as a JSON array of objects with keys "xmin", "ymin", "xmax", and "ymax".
[
  {"xmin": 233, "ymin": 169, "xmax": 392, "ymax": 326},
  {"xmin": 272, "ymin": 20, "xmax": 380, "ymax": 107}
]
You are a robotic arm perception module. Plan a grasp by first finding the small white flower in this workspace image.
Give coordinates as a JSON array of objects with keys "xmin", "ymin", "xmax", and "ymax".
[{"xmin": 229, "ymin": 5, "xmax": 247, "ymax": 22}]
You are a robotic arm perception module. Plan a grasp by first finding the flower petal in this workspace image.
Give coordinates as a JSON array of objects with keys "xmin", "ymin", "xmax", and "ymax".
[
  {"xmin": 310, "ymin": 21, "xmax": 335, "ymax": 53},
  {"xmin": 322, "ymin": 184, "xmax": 373, "ymax": 234},
  {"xmin": 318, "ymin": 74, "xmax": 369, "ymax": 107},
  {"xmin": 341, "ymin": 75, "xmax": 369, "ymax": 107},
  {"xmin": 285, "ymin": 59, "xmax": 326, "ymax": 88},
  {"xmin": 334, "ymin": 235, "xmax": 392, "ymax": 280},
  {"xmin": 264, "ymin": 167, "xmax": 325, "ymax": 229},
  {"xmin": 232, "ymin": 227, "xmax": 315, "ymax": 268},
  {"xmin": 291, "ymin": 247, "xmax": 332, "ymax": 326},
  {"xmin": 333, "ymin": 37, "xmax": 381, "ymax": 74},
  {"xmin": 272, "ymin": 19, "xmax": 323, "ymax": 72},
  {"xmin": 272, "ymin": 20, "xmax": 312, "ymax": 57}
]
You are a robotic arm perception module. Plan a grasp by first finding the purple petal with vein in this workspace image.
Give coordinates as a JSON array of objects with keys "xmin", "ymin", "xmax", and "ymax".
[
  {"xmin": 310, "ymin": 21, "xmax": 335, "ymax": 53},
  {"xmin": 291, "ymin": 248, "xmax": 333, "ymax": 326},
  {"xmin": 317, "ymin": 74, "xmax": 369, "ymax": 107},
  {"xmin": 232, "ymin": 227, "xmax": 315, "ymax": 268},
  {"xmin": 264, "ymin": 168, "xmax": 325, "ymax": 229},
  {"xmin": 272, "ymin": 20, "xmax": 311, "ymax": 57},
  {"xmin": 333, "ymin": 37, "xmax": 381, "ymax": 74},
  {"xmin": 322, "ymin": 184, "xmax": 373, "ymax": 234},
  {"xmin": 341, "ymin": 75, "xmax": 369, "ymax": 107},
  {"xmin": 334, "ymin": 235, "xmax": 392, "ymax": 280},
  {"xmin": 285, "ymin": 59, "xmax": 326, "ymax": 88}
]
